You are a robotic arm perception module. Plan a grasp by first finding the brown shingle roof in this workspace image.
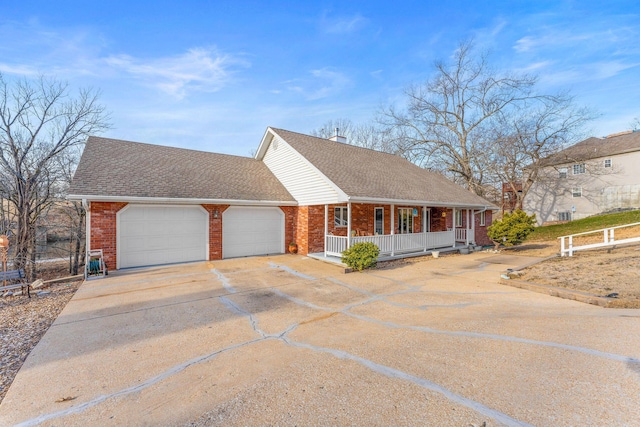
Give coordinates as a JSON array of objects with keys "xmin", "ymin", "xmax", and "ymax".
[
  {"xmin": 270, "ymin": 128, "xmax": 495, "ymax": 207},
  {"xmin": 69, "ymin": 136, "xmax": 295, "ymax": 202},
  {"xmin": 540, "ymin": 130, "xmax": 640, "ymax": 167}
]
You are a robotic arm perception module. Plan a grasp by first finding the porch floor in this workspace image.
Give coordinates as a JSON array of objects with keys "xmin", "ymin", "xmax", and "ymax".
[{"xmin": 308, "ymin": 242, "xmax": 470, "ymax": 267}]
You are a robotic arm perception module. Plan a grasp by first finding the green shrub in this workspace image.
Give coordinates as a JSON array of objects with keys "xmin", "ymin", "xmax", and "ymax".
[
  {"xmin": 487, "ymin": 210, "xmax": 536, "ymax": 249},
  {"xmin": 342, "ymin": 242, "xmax": 380, "ymax": 271}
]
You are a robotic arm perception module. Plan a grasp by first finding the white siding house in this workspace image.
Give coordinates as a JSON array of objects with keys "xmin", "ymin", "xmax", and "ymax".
[{"xmin": 525, "ymin": 130, "xmax": 640, "ymax": 225}]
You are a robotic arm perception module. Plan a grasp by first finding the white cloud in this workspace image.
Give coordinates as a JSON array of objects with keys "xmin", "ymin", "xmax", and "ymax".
[
  {"xmin": 0, "ymin": 63, "xmax": 39, "ymax": 76},
  {"xmin": 104, "ymin": 48, "xmax": 249, "ymax": 99},
  {"xmin": 283, "ymin": 68, "xmax": 351, "ymax": 100},
  {"xmin": 515, "ymin": 60, "xmax": 553, "ymax": 73},
  {"xmin": 322, "ymin": 12, "xmax": 368, "ymax": 34}
]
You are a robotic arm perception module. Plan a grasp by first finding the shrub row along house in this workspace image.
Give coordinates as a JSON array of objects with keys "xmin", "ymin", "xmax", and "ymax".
[
  {"xmin": 525, "ymin": 130, "xmax": 640, "ymax": 225},
  {"xmin": 68, "ymin": 128, "xmax": 497, "ymax": 270}
]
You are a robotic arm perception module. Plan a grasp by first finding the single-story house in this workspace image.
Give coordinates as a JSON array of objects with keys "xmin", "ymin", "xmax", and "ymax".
[{"xmin": 68, "ymin": 127, "xmax": 497, "ymax": 270}]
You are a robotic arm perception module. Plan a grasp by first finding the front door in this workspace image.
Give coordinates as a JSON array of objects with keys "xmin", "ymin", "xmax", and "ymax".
[{"xmin": 398, "ymin": 208, "xmax": 413, "ymax": 234}]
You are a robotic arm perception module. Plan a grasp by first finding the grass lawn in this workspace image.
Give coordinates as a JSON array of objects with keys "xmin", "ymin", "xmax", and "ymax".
[{"xmin": 527, "ymin": 209, "xmax": 640, "ymax": 241}]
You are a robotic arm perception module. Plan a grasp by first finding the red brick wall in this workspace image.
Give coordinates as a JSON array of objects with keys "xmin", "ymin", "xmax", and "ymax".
[
  {"xmin": 89, "ymin": 202, "xmax": 128, "ymax": 270},
  {"xmin": 201, "ymin": 204, "xmax": 229, "ymax": 260},
  {"xmin": 306, "ymin": 205, "xmax": 325, "ymax": 254},
  {"xmin": 473, "ymin": 210, "xmax": 493, "ymax": 246},
  {"xmin": 295, "ymin": 206, "xmax": 309, "ymax": 255},
  {"xmin": 430, "ymin": 207, "xmax": 447, "ymax": 231},
  {"xmin": 280, "ymin": 206, "xmax": 297, "ymax": 253}
]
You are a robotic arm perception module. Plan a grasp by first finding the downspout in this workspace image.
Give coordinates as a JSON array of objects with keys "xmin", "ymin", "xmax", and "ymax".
[
  {"xmin": 324, "ymin": 204, "xmax": 328, "ymax": 257},
  {"xmin": 82, "ymin": 199, "xmax": 90, "ymax": 280}
]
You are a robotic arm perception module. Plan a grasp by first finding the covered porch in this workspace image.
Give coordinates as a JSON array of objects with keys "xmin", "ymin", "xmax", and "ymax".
[{"xmin": 313, "ymin": 202, "xmax": 482, "ymax": 259}]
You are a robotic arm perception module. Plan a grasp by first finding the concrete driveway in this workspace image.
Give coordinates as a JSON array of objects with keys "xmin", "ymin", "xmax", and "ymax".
[{"xmin": 1, "ymin": 253, "xmax": 639, "ymax": 426}]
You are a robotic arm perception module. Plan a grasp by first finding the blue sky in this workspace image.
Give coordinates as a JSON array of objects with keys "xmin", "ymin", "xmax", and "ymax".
[{"xmin": 1, "ymin": 1, "xmax": 638, "ymax": 156}]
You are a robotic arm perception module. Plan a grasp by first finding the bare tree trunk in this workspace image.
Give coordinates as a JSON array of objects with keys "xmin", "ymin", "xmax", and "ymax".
[
  {"xmin": 71, "ymin": 210, "xmax": 85, "ymax": 276},
  {"xmin": 29, "ymin": 223, "xmax": 37, "ymax": 280}
]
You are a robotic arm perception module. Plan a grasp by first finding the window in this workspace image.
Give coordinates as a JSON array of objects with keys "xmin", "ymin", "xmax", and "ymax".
[
  {"xmin": 573, "ymin": 163, "xmax": 586, "ymax": 175},
  {"xmin": 604, "ymin": 159, "xmax": 612, "ymax": 168},
  {"xmin": 572, "ymin": 187, "xmax": 582, "ymax": 197},
  {"xmin": 397, "ymin": 208, "xmax": 414, "ymax": 234},
  {"xmin": 558, "ymin": 167, "xmax": 568, "ymax": 178},
  {"xmin": 455, "ymin": 210, "xmax": 463, "ymax": 227},
  {"xmin": 334, "ymin": 206, "xmax": 348, "ymax": 227},
  {"xmin": 558, "ymin": 211, "xmax": 571, "ymax": 221},
  {"xmin": 479, "ymin": 211, "xmax": 486, "ymax": 226},
  {"xmin": 374, "ymin": 207, "xmax": 384, "ymax": 235}
]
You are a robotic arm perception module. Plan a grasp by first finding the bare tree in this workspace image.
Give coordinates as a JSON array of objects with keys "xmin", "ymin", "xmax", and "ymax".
[
  {"xmin": 311, "ymin": 118, "xmax": 399, "ymax": 153},
  {"xmin": 382, "ymin": 40, "xmax": 548, "ymax": 196},
  {"xmin": 631, "ymin": 117, "xmax": 640, "ymax": 131},
  {"xmin": 0, "ymin": 74, "xmax": 109, "ymax": 278},
  {"xmin": 491, "ymin": 95, "xmax": 594, "ymax": 211}
]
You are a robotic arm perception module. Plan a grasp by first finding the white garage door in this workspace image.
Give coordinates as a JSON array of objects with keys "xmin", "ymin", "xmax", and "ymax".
[
  {"xmin": 118, "ymin": 205, "xmax": 208, "ymax": 269},
  {"xmin": 222, "ymin": 207, "xmax": 284, "ymax": 258}
]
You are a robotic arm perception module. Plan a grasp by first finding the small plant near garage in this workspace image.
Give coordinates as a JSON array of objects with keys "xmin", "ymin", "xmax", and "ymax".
[{"xmin": 342, "ymin": 242, "xmax": 380, "ymax": 271}]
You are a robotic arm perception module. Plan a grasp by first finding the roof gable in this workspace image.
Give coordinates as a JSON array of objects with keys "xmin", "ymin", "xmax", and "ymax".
[
  {"xmin": 69, "ymin": 137, "xmax": 295, "ymax": 203},
  {"xmin": 269, "ymin": 128, "xmax": 494, "ymax": 207}
]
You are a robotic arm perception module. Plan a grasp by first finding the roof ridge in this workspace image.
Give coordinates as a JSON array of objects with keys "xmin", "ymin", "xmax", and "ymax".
[
  {"xmin": 270, "ymin": 127, "xmax": 407, "ymax": 159},
  {"xmin": 87, "ymin": 135, "xmax": 256, "ymax": 160}
]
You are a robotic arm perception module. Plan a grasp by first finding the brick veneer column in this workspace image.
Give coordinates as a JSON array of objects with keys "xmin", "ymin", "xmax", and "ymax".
[
  {"xmin": 201, "ymin": 204, "xmax": 229, "ymax": 260},
  {"xmin": 90, "ymin": 202, "xmax": 128, "ymax": 270},
  {"xmin": 280, "ymin": 206, "xmax": 297, "ymax": 253},
  {"xmin": 295, "ymin": 206, "xmax": 309, "ymax": 255},
  {"xmin": 473, "ymin": 210, "xmax": 493, "ymax": 246}
]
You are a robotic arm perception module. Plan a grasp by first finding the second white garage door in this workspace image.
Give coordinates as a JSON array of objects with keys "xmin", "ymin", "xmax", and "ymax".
[
  {"xmin": 222, "ymin": 207, "xmax": 284, "ymax": 258},
  {"xmin": 118, "ymin": 205, "xmax": 208, "ymax": 269}
]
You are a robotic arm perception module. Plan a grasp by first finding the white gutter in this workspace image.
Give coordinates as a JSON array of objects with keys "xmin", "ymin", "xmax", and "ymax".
[
  {"xmin": 82, "ymin": 199, "xmax": 90, "ymax": 280},
  {"xmin": 348, "ymin": 196, "xmax": 496, "ymax": 210},
  {"xmin": 67, "ymin": 194, "xmax": 298, "ymax": 207}
]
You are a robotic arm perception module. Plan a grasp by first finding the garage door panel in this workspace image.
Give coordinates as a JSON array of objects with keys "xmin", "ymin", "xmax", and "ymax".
[
  {"xmin": 222, "ymin": 207, "xmax": 284, "ymax": 258},
  {"xmin": 118, "ymin": 206, "xmax": 208, "ymax": 269}
]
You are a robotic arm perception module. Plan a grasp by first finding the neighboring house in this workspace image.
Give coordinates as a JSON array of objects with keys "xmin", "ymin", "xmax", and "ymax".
[
  {"xmin": 501, "ymin": 182, "xmax": 523, "ymax": 214},
  {"xmin": 524, "ymin": 130, "xmax": 640, "ymax": 225},
  {"xmin": 68, "ymin": 127, "xmax": 497, "ymax": 270}
]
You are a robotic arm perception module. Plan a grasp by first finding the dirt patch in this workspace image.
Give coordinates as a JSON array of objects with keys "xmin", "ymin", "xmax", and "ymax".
[
  {"xmin": 516, "ymin": 245, "xmax": 640, "ymax": 308},
  {"xmin": 0, "ymin": 278, "xmax": 82, "ymax": 403}
]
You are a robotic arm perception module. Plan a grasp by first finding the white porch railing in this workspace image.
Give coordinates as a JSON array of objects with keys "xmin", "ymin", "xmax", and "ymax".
[
  {"xmin": 325, "ymin": 230, "xmax": 455, "ymax": 257},
  {"xmin": 455, "ymin": 228, "xmax": 467, "ymax": 242},
  {"xmin": 559, "ymin": 221, "xmax": 640, "ymax": 257}
]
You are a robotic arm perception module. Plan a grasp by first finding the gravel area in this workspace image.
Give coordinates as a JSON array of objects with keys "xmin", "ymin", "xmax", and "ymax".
[
  {"xmin": 519, "ymin": 245, "xmax": 640, "ymax": 307},
  {"xmin": 0, "ymin": 280, "xmax": 81, "ymax": 403}
]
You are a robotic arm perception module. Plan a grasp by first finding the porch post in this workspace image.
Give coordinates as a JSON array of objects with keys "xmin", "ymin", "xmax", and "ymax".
[
  {"xmin": 422, "ymin": 206, "xmax": 427, "ymax": 252},
  {"xmin": 324, "ymin": 204, "xmax": 328, "ymax": 257},
  {"xmin": 471, "ymin": 209, "xmax": 476, "ymax": 246},
  {"xmin": 347, "ymin": 202, "xmax": 352, "ymax": 249},
  {"xmin": 390, "ymin": 204, "xmax": 395, "ymax": 256},
  {"xmin": 452, "ymin": 207, "xmax": 456, "ymax": 248},
  {"xmin": 465, "ymin": 209, "xmax": 470, "ymax": 246}
]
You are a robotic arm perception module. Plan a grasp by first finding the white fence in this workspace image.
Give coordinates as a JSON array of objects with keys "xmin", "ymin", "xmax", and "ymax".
[
  {"xmin": 325, "ymin": 230, "xmax": 455, "ymax": 257},
  {"xmin": 559, "ymin": 221, "xmax": 640, "ymax": 256},
  {"xmin": 455, "ymin": 228, "xmax": 467, "ymax": 242}
]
